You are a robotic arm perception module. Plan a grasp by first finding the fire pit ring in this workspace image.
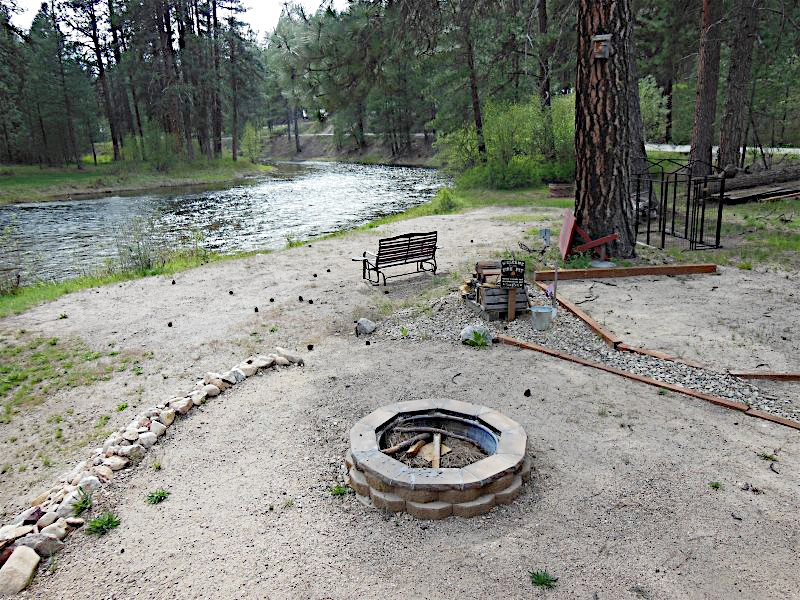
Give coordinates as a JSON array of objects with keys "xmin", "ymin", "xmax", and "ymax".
[{"xmin": 346, "ymin": 399, "xmax": 529, "ymax": 519}]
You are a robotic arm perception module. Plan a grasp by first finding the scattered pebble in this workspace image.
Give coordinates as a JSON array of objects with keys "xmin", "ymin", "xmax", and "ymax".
[
  {"xmin": 270, "ymin": 298, "xmax": 275, "ymax": 302},
  {"xmin": 524, "ymin": 389, "xmax": 531, "ymax": 397},
  {"xmin": 167, "ymin": 322, "xmax": 172, "ymax": 328},
  {"xmin": 171, "ymin": 279, "xmax": 175, "ymax": 285},
  {"xmin": 254, "ymin": 307, "xmax": 259, "ymax": 313},
  {"xmin": 307, "ymin": 344, "xmax": 314, "ymax": 351},
  {"xmin": 299, "ymin": 296, "xmax": 304, "ymax": 302},
  {"xmin": 308, "ymin": 299, "xmax": 314, "ymax": 305},
  {"xmin": 229, "ymin": 290, "xmax": 234, "ymax": 295}
]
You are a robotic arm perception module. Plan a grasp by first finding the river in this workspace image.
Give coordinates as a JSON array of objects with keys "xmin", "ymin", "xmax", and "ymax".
[{"xmin": 0, "ymin": 161, "xmax": 445, "ymax": 283}]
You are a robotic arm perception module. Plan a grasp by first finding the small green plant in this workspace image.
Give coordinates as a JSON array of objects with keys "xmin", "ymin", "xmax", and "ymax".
[
  {"xmin": 146, "ymin": 488, "xmax": 170, "ymax": 504},
  {"xmin": 597, "ymin": 408, "xmax": 609, "ymax": 417},
  {"xmin": 709, "ymin": 481, "xmax": 723, "ymax": 490},
  {"xmin": 738, "ymin": 262, "xmax": 753, "ymax": 270},
  {"xmin": 464, "ymin": 330, "xmax": 491, "ymax": 348},
  {"xmin": 283, "ymin": 497, "xmax": 294, "ymax": 508},
  {"xmin": 400, "ymin": 326, "xmax": 409, "ymax": 338},
  {"xmin": 85, "ymin": 512, "xmax": 120, "ymax": 535},
  {"xmin": 1, "ymin": 464, "xmax": 11, "ymax": 474},
  {"xmin": 73, "ymin": 487, "xmax": 93, "ymax": 516},
  {"xmin": 565, "ymin": 252, "xmax": 593, "ymax": 269},
  {"xmin": 96, "ymin": 415, "xmax": 110, "ymax": 428},
  {"xmin": 658, "ymin": 389, "xmax": 668, "ymax": 396},
  {"xmin": 48, "ymin": 337, "xmax": 58, "ymax": 346},
  {"xmin": 54, "ymin": 427, "xmax": 63, "ymax": 440},
  {"xmin": 133, "ymin": 365, "xmax": 143, "ymax": 376},
  {"xmin": 758, "ymin": 452, "xmax": 778, "ymax": 462},
  {"xmin": 152, "ymin": 459, "xmax": 162, "ymax": 471},
  {"xmin": 285, "ymin": 235, "xmax": 304, "ymax": 248},
  {"xmin": 116, "ymin": 402, "xmax": 128, "ymax": 412},
  {"xmin": 330, "ymin": 484, "xmax": 353, "ymax": 497},
  {"xmin": 59, "ymin": 313, "xmax": 68, "ymax": 319},
  {"xmin": 42, "ymin": 457, "xmax": 52, "ymax": 468},
  {"xmin": 269, "ymin": 325, "xmax": 278, "ymax": 333},
  {"xmin": 529, "ymin": 570, "xmax": 558, "ymax": 589}
]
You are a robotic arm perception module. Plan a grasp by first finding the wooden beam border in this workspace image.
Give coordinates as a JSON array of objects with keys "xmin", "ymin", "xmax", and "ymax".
[
  {"xmin": 497, "ymin": 335, "xmax": 800, "ymax": 432},
  {"xmin": 534, "ymin": 263, "xmax": 717, "ymax": 281}
]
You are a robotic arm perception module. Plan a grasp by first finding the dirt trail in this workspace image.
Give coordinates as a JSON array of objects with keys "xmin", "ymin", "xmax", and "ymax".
[{"xmin": 1, "ymin": 206, "xmax": 799, "ymax": 599}]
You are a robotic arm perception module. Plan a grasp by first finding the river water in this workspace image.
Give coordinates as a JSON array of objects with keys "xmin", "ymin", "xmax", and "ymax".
[{"xmin": 0, "ymin": 161, "xmax": 445, "ymax": 283}]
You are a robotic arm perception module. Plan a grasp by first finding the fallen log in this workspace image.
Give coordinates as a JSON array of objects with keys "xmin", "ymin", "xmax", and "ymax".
[
  {"xmin": 382, "ymin": 433, "xmax": 431, "ymax": 455},
  {"xmin": 405, "ymin": 439, "xmax": 428, "ymax": 457}
]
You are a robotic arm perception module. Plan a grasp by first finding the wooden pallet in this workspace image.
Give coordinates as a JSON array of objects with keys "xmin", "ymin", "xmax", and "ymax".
[{"xmin": 466, "ymin": 284, "xmax": 530, "ymax": 321}]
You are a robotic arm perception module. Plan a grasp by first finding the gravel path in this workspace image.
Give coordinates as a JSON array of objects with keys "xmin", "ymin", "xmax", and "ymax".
[{"xmin": 375, "ymin": 286, "xmax": 800, "ymax": 422}]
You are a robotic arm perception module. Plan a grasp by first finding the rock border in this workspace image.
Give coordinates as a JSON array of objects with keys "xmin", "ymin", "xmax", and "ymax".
[
  {"xmin": 347, "ymin": 399, "xmax": 529, "ymax": 519},
  {"xmin": 0, "ymin": 347, "xmax": 304, "ymax": 595}
]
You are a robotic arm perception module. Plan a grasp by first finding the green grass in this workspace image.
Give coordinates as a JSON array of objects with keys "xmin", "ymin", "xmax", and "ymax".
[
  {"xmin": 0, "ymin": 329, "xmax": 133, "ymax": 423},
  {"xmin": 0, "ymin": 247, "xmax": 267, "ymax": 318},
  {"xmin": 758, "ymin": 452, "xmax": 778, "ymax": 462},
  {"xmin": 709, "ymin": 481, "xmax": 723, "ymax": 490},
  {"xmin": 72, "ymin": 487, "xmax": 92, "ymax": 516},
  {"xmin": 529, "ymin": 570, "xmax": 558, "ymax": 589},
  {"xmin": 116, "ymin": 403, "xmax": 128, "ymax": 412},
  {"xmin": 146, "ymin": 488, "xmax": 170, "ymax": 504},
  {"xmin": 0, "ymin": 159, "xmax": 273, "ymax": 205},
  {"xmin": 85, "ymin": 511, "xmax": 120, "ymax": 535},
  {"xmin": 329, "ymin": 484, "xmax": 353, "ymax": 497}
]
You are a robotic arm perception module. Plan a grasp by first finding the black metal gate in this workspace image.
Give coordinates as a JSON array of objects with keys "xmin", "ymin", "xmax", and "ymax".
[{"xmin": 634, "ymin": 159, "xmax": 725, "ymax": 250}]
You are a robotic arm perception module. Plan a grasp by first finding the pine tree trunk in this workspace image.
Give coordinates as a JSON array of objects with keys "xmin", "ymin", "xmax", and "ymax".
[
  {"xmin": 574, "ymin": 0, "xmax": 636, "ymax": 258},
  {"xmin": 465, "ymin": 31, "xmax": 486, "ymax": 158},
  {"xmin": 689, "ymin": 0, "xmax": 723, "ymax": 176},
  {"xmin": 718, "ymin": 0, "xmax": 760, "ymax": 171},
  {"xmin": 52, "ymin": 10, "xmax": 81, "ymax": 169},
  {"xmin": 664, "ymin": 78, "xmax": 673, "ymax": 142},
  {"xmin": 231, "ymin": 38, "xmax": 238, "ymax": 162},
  {"xmin": 211, "ymin": 0, "xmax": 222, "ymax": 158}
]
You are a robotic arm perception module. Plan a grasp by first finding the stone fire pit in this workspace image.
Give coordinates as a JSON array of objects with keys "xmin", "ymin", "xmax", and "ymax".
[{"xmin": 346, "ymin": 399, "xmax": 529, "ymax": 519}]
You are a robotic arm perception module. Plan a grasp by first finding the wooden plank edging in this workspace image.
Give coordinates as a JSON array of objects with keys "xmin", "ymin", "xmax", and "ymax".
[
  {"xmin": 498, "ymin": 335, "xmax": 800, "ymax": 432},
  {"xmin": 534, "ymin": 263, "xmax": 717, "ymax": 281},
  {"xmin": 728, "ymin": 372, "xmax": 800, "ymax": 381},
  {"xmin": 533, "ymin": 281, "xmax": 622, "ymax": 348}
]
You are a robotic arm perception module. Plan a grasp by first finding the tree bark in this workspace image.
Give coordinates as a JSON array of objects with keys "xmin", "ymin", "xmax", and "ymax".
[
  {"xmin": 211, "ymin": 0, "xmax": 223, "ymax": 158},
  {"xmin": 574, "ymin": 0, "xmax": 636, "ymax": 258},
  {"xmin": 689, "ymin": 0, "xmax": 723, "ymax": 176},
  {"xmin": 465, "ymin": 30, "xmax": 486, "ymax": 158},
  {"xmin": 717, "ymin": 0, "xmax": 761, "ymax": 171},
  {"xmin": 51, "ymin": 5, "xmax": 81, "ymax": 169}
]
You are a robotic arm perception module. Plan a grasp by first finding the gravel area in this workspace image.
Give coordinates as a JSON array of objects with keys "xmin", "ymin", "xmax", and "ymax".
[{"xmin": 375, "ymin": 287, "xmax": 800, "ymax": 422}]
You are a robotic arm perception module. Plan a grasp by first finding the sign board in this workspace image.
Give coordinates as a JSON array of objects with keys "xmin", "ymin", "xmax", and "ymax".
[{"xmin": 500, "ymin": 260, "xmax": 525, "ymax": 289}]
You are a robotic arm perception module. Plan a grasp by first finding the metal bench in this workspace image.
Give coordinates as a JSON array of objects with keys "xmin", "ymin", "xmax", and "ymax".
[{"xmin": 354, "ymin": 231, "xmax": 439, "ymax": 286}]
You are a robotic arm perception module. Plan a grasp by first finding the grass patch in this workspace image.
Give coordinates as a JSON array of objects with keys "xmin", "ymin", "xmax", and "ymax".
[
  {"xmin": 329, "ymin": 484, "xmax": 353, "ymax": 497},
  {"xmin": 0, "ymin": 159, "xmax": 273, "ymax": 205},
  {"xmin": 85, "ymin": 511, "xmax": 120, "ymax": 535},
  {"xmin": 146, "ymin": 488, "xmax": 170, "ymax": 504},
  {"xmin": 72, "ymin": 487, "xmax": 92, "ymax": 516},
  {"xmin": 709, "ymin": 481, "xmax": 723, "ymax": 490},
  {"xmin": 758, "ymin": 452, "xmax": 778, "ymax": 462},
  {"xmin": 529, "ymin": 570, "xmax": 558, "ymax": 589},
  {"xmin": 0, "ymin": 329, "xmax": 134, "ymax": 423}
]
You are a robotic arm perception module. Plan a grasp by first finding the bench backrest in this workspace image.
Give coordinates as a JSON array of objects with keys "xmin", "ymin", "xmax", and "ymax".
[{"xmin": 377, "ymin": 231, "xmax": 438, "ymax": 267}]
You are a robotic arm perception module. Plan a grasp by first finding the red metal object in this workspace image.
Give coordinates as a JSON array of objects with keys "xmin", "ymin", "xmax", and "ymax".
[{"xmin": 559, "ymin": 209, "xmax": 619, "ymax": 260}]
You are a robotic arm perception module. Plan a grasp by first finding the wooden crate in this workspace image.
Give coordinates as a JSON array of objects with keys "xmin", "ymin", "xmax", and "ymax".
[{"xmin": 464, "ymin": 284, "xmax": 529, "ymax": 321}]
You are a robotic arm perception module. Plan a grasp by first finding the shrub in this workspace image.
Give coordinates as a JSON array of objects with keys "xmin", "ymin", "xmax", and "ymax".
[
  {"xmin": 639, "ymin": 75, "xmax": 668, "ymax": 142},
  {"xmin": 85, "ymin": 512, "xmax": 120, "ymax": 535}
]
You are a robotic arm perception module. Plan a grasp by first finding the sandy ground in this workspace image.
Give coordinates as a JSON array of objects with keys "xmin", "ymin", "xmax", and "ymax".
[{"xmin": 1, "ymin": 206, "xmax": 799, "ymax": 599}]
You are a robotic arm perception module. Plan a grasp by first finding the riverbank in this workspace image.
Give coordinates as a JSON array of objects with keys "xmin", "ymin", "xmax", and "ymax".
[
  {"xmin": 0, "ymin": 203, "xmax": 798, "ymax": 599},
  {"xmin": 0, "ymin": 160, "xmax": 273, "ymax": 205}
]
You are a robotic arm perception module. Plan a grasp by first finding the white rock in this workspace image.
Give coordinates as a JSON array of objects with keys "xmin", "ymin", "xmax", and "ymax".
[
  {"xmin": 39, "ymin": 522, "xmax": 67, "ymax": 541},
  {"xmin": 55, "ymin": 490, "xmax": 82, "ymax": 518},
  {"xmin": 230, "ymin": 368, "xmax": 246, "ymax": 382},
  {"xmin": 203, "ymin": 384, "xmax": 221, "ymax": 397},
  {"xmin": 122, "ymin": 429, "xmax": 139, "ymax": 442},
  {"xmin": 138, "ymin": 432, "xmax": 157, "ymax": 449},
  {"xmin": 172, "ymin": 397, "xmax": 193, "ymax": 415},
  {"xmin": 103, "ymin": 456, "xmax": 129, "ymax": 471},
  {"xmin": 203, "ymin": 372, "xmax": 223, "ymax": 385},
  {"xmin": 160, "ymin": 408, "xmax": 176, "ymax": 426},
  {"xmin": 189, "ymin": 390, "xmax": 206, "ymax": 406},
  {"xmin": 238, "ymin": 363, "xmax": 257, "ymax": 377},
  {"xmin": 117, "ymin": 444, "xmax": 145, "ymax": 463},
  {"xmin": 274, "ymin": 356, "xmax": 291, "ymax": 367},
  {"xmin": 275, "ymin": 347, "xmax": 303, "ymax": 365},
  {"xmin": 356, "ymin": 318, "xmax": 376, "ymax": 335},
  {"xmin": 91, "ymin": 465, "xmax": 114, "ymax": 482},
  {"xmin": 0, "ymin": 546, "xmax": 40, "ymax": 595},
  {"xmin": 35, "ymin": 512, "xmax": 58, "ymax": 529},
  {"xmin": 77, "ymin": 475, "xmax": 101, "ymax": 495},
  {"xmin": 460, "ymin": 324, "xmax": 492, "ymax": 344},
  {"xmin": 149, "ymin": 421, "xmax": 167, "ymax": 437},
  {"xmin": 0, "ymin": 525, "xmax": 33, "ymax": 543},
  {"xmin": 253, "ymin": 355, "xmax": 274, "ymax": 368}
]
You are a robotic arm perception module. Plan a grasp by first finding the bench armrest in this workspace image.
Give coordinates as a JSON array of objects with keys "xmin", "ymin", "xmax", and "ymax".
[{"xmin": 351, "ymin": 251, "xmax": 377, "ymax": 262}]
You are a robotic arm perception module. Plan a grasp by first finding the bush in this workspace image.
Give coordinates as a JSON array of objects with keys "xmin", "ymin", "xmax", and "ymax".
[
  {"xmin": 639, "ymin": 75, "xmax": 668, "ymax": 142},
  {"xmin": 437, "ymin": 94, "xmax": 576, "ymax": 190},
  {"xmin": 430, "ymin": 187, "xmax": 462, "ymax": 213},
  {"xmin": 241, "ymin": 122, "xmax": 262, "ymax": 163}
]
